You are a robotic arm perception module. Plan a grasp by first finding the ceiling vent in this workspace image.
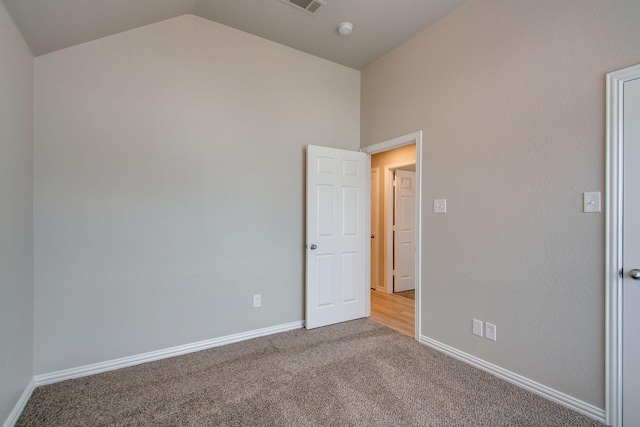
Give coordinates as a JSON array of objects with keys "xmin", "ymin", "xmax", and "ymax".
[{"xmin": 280, "ymin": 0, "xmax": 326, "ymax": 15}]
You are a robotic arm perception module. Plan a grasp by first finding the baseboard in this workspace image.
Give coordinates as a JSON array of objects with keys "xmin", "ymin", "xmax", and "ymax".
[
  {"xmin": 3, "ymin": 378, "xmax": 35, "ymax": 427},
  {"xmin": 34, "ymin": 321, "xmax": 303, "ymax": 387},
  {"xmin": 419, "ymin": 335, "xmax": 606, "ymax": 424}
]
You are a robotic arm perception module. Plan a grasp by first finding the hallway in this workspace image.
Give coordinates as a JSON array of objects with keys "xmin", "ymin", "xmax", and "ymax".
[{"xmin": 370, "ymin": 290, "xmax": 415, "ymax": 337}]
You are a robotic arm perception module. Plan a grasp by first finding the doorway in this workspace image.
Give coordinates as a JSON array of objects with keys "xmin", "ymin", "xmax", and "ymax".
[
  {"xmin": 362, "ymin": 131, "xmax": 422, "ymax": 339},
  {"xmin": 370, "ymin": 151, "xmax": 416, "ymax": 295},
  {"xmin": 605, "ymin": 63, "xmax": 640, "ymax": 427},
  {"xmin": 391, "ymin": 166, "xmax": 416, "ymax": 294}
]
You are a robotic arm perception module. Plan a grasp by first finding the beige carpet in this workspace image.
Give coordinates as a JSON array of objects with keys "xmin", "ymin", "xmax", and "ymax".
[{"xmin": 18, "ymin": 319, "xmax": 603, "ymax": 426}]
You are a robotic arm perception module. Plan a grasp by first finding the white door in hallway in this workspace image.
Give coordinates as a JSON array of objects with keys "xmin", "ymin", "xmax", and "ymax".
[
  {"xmin": 393, "ymin": 170, "xmax": 415, "ymax": 292},
  {"xmin": 623, "ymin": 76, "xmax": 640, "ymax": 426},
  {"xmin": 306, "ymin": 145, "xmax": 368, "ymax": 329}
]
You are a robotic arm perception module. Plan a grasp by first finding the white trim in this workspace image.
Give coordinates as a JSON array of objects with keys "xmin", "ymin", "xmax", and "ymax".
[
  {"xmin": 419, "ymin": 335, "xmax": 606, "ymax": 423},
  {"xmin": 370, "ymin": 166, "xmax": 381, "ymax": 291},
  {"xmin": 606, "ymin": 63, "xmax": 640, "ymax": 427},
  {"xmin": 361, "ymin": 131, "xmax": 423, "ymax": 340},
  {"xmin": 34, "ymin": 321, "xmax": 303, "ymax": 387},
  {"xmin": 3, "ymin": 378, "xmax": 35, "ymax": 427},
  {"xmin": 365, "ymin": 154, "xmax": 372, "ymax": 317},
  {"xmin": 361, "ymin": 132, "xmax": 420, "ymax": 154}
]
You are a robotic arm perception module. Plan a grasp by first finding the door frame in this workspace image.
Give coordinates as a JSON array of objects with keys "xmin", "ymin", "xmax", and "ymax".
[
  {"xmin": 370, "ymin": 167, "xmax": 381, "ymax": 290},
  {"xmin": 361, "ymin": 131, "xmax": 423, "ymax": 340},
  {"xmin": 385, "ymin": 162, "xmax": 416, "ymax": 294},
  {"xmin": 605, "ymin": 63, "xmax": 640, "ymax": 427}
]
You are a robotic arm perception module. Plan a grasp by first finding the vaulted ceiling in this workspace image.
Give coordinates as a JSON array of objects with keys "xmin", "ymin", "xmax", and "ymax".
[{"xmin": 1, "ymin": 0, "xmax": 469, "ymax": 69}]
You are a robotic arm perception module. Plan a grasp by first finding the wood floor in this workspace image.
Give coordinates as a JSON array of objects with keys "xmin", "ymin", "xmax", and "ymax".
[{"xmin": 370, "ymin": 289, "xmax": 415, "ymax": 337}]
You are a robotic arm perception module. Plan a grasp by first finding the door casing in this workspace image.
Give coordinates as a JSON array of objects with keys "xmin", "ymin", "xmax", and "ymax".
[
  {"xmin": 605, "ymin": 63, "xmax": 640, "ymax": 427},
  {"xmin": 362, "ymin": 131, "xmax": 423, "ymax": 340},
  {"xmin": 370, "ymin": 167, "xmax": 380, "ymax": 290}
]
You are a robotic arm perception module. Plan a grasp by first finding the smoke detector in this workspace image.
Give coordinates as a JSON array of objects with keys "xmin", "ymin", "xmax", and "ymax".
[
  {"xmin": 280, "ymin": 0, "xmax": 326, "ymax": 15},
  {"xmin": 338, "ymin": 22, "xmax": 353, "ymax": 36}
]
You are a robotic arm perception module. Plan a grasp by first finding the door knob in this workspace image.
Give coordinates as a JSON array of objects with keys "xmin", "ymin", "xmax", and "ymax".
[
  {"xmin": 630, "ymin": 269, "xmax": 640, "ymax": 280},
  {"xmin": 310, "ymin": 244, "xmax": 317, "ymax": 250}
]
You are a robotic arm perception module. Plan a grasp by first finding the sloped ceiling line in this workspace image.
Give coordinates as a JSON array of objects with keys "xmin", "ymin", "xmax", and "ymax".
[{"xmin": 1, "ymin": 0, "xmax": 469, "ymax": 70}]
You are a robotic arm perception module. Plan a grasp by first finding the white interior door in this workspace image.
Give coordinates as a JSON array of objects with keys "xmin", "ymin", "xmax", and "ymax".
[
  {"xmin": 393, "ymin": 170, "xmax": 416, "ymax": 292},
  {"xmin": 370, "ymin": 168, "xmax": 380, "ymax": 290},
  {"xmin": 623, "ymin": 76, "xmax": 640, "ymax": 426},
  {"xmin": 306, "ymin": 145, "xmax": 368, "ymax": 329}
]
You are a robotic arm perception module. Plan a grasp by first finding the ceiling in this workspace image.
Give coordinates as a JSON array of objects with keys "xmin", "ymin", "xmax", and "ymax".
[{"xmin": 1, "ymin": 0, "xmax": 469, "ymax": 70}]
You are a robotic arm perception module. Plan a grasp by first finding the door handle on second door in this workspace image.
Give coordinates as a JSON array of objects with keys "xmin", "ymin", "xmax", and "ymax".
[{"xmin": 630, "ymin": 269, "xmax": 640, "ymax": 280}]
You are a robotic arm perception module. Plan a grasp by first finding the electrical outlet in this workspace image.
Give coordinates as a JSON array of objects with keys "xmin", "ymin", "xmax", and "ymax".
[
  {"xmin": 486, "ymin": 322, "xmax": 496, "ymax": 341},
  {"xmin": 472, "ymin": 319, "xmax": 483, "ymax": 337},
  {"xmin": 253, "ymin": 294, "xmax": 261, "ymax": 308}
]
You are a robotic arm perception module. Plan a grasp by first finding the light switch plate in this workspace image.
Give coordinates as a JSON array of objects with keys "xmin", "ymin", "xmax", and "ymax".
[
  {"xmin": 473, "ymin": 319, "xmax": 483, "ymax": 337},
  {"xmin": 434, "ymin": 199, "xmax": 447, "ymax": 214},
  {"xmin": 583, "ymin": 192, "xmax": 601, "ymax": 213}
]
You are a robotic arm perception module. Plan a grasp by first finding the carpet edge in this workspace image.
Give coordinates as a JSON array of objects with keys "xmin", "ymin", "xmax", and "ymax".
[
  {"xmin": 33, "ymin": 321, "xmax": 304, "ymax": 387},
  {"xmin": 419, "ymin": 334, "xmax": 606, "ymax": 424}
]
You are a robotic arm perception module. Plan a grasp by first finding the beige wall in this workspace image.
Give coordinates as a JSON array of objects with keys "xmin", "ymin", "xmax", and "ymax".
[
  {"xmin": 371, "ymin": 144, "xmax": 416, "ymax": 292},
  {"xmin": 0, "ymin": 2, "xmax": 34, "ymax": 423},
  {"xmin": 34, "ymin": 15, "xmax": 360, "ymax": 374},
  {"xmin": 361, "ymin": 0, "xmax": 640, "ymax": 408}
]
